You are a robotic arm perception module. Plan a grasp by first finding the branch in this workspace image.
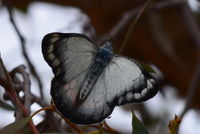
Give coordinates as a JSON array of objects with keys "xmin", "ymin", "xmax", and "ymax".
[
  {"xmin": 2, "ymin": 0, "xmax": 44, "ymax": 98},
  {"xmin": 0, "ymin": 55, "xmax": 39, "ymax": 134},
  {"xmin": 147, "ymin": 10, "xmax": 183, "ymax": 66},
  {"xmin": 119, "ymin": 0, "xmax": 153, "ymax": 54},
  {"xmin": 179, "ymin": 0, "xmax": 200, "ymax": 118},
  {"xmin": 98, "ymin": 0, "xmax": 183, "ymax": 44},
  {"xmin": 32, "ymin": 94, "xmax": 49, "ymax": 107},
  {"xmin": 10, "ymin": 65, "xmax": 32, "ymax": 113}
]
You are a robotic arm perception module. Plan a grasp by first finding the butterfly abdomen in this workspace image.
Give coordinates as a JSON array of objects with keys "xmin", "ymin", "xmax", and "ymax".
[
  {"xmin": 79, "ymin": 58, "xmax": 109, "ymax": 100},
  {"xmin": 79, "ymin": 42, "xmax": 113, "ymax": 100},
  {"xmin": 79, "ymin": 63, "xmax": 104, "ymax": 100}
]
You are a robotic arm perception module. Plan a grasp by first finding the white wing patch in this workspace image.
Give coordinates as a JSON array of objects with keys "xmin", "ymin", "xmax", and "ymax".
[{"xmin": 104, "ymin": 56, "xmax": 157, "ymax": 106}]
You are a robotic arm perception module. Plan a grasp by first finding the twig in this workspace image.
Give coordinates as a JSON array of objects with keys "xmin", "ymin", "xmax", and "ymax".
[
  {"xmin": 50, "ymin": 102, "xmax": 83, "ymax": 134},
  {"xmin": 82, "ymin": 121, "xmax": 119, "ymax": 134},
  {"xmin": 31, "ymin": 106, "xmax": 54, "ymax": 118},
  {"xmin": 98, "ymin": 0, "xmax": 183, "ymax": 44},
  {"xmin": 119, "ymin": 0, "xmax": 153, "ymax": 54},
  {"xmin": 32, "ymin": 94, "xmax": 49, "ymax": 107},
  {"xmin": 2, "ymin": 0, "xmax": 44, "ymax": 98},
  {"xmin": 10, "ymin": 65, "xmax": 32, "ymax": 113},
  {"xmin": 63, "ymin": 118, "xmax": 83, "ymax": 134},
  {"xmin": 6, "ymin": 64, "xmax": 50, "ymax": 114},
  {"xmin": 29, "ymin": 95, "xmax": 65, "ymax": 132},
  {"xmin": 47, "ymin": 112, "xmax": 67, "ymax": 133},
  {"xmin": 4, "ymin": 65, "xmax": 60, "ymax": 133},
  {"xmin": 179, "ymin": 0, "xmax": 200, "ymax": 118},
  {"xmin": 147, "ymin": 10, "xmax": 183, "ymax": 66},
  {"xmin": 0, "ymin": 55, "xmax": 39, "ymax": 134}
]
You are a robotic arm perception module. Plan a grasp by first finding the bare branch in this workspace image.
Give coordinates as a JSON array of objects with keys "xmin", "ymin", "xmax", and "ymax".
[
  {"xmin": 2, "ymin": 0, "xmax": 44, "ymax": 98},
  {"xmin": 147, "ymin": 10, "xmax": 183, "ymax": 66},
  {"xmin": 0, "ymin": 55, "xmax": 39, "ymax": 134},
  {"xmin": 10, "ymin": 65, "xmax": 32, "ymax": 113},
  {"xmin": 32, "ymin": 94, "xmax": 49, "ymax": 107},
  {"xmin": 179, "ymin": 0, "xmax": 200, "ymax": 118},
  {"xmin": 98, "ymin": 0, "xmax": 183, "ymax": 44},
  {"xmin": 119, "ymin": 0, "xmax": 153, "ymax": 54}
]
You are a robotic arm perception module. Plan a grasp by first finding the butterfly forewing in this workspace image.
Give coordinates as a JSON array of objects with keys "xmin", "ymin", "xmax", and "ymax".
[{"xmin": 42, "ymin": 33, "xmax": 98, "ymax": 83}]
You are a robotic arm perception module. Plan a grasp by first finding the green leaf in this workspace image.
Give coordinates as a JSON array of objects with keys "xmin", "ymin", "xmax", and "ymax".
[
  {"xmin": 0, "ymin": 99, "xmax": 15, "ymax": 111},
  {"xmin": 0, "ymin": 116, "xmax": 32, "ymax": 134},
  {"xmin": 138, "ymin": 61, "xmax": 156, "ymax": 73},
  {"xmin": 132, "ymin": 112, "xmax": 149, "ymax": 134}
]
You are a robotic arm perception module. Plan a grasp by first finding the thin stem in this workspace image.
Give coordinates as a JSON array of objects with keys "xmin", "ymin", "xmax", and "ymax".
[
  {"xmin": 31, "ymin": 106, "xmax": 55, "ymax": 118},
  {"xmin": 61, "ymin": 116, "xmax": 83, "ymax": 134},
  {"xmin": 0, "ymin": 56, "xmax": 39, "ymax": 134},
  {"xmin": 2, "ymin": 0, "xmax": 44, "ymax": 98},
  {"xmin": 119, "ymin": 0, "xmax": 153, "ymax": 54},
  {"xmin": 179, "ymin": 0, "xmax": 200, "ymax": 118},
  {"xmin": 51, "ymin": 102, "xmax": 83, "ymax": 134}
]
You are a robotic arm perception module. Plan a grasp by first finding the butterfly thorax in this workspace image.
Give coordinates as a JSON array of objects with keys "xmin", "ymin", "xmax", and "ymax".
[
  {"xmin": 79, "ymin": 42, "xmax": 113, "ymax": 100},
  {"xmin": 95, "ymin": 41, "xmax": 113, "ymax": 65}
]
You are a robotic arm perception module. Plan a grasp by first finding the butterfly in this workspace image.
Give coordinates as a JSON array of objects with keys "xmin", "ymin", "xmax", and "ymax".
[{"xmin": 42, "ymin": 33, "xmax": 158, "ymax": 125}]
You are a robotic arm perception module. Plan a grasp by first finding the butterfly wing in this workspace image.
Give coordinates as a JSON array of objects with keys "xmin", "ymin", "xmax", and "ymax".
[
  {"xmin": 103, "ymin": 56, "xmax": 158, "ymax": 106},
  {"xmin": 42, "ymin": 33, "xmax": 98, "ymax": 83},
  {"xmin": 69, "ymin": 72, "xmax": 114, "ymax": 124},
  {"xmin": 50, "ymin": 65, "xmax": 114, "ymax": 125},
  {"xmin": 42, "ymin": 33, "xmax": 110, "ymax": 124},
  {"xmin": 68, "ymin": 55, "xmax": 158, "ymax": 124}
]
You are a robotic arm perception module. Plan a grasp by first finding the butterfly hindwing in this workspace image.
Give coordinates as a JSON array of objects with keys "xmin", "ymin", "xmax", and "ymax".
[
  {"xmin": 103, "ymin": 56, "xmax": 157, "ymax": 106},
  {"xmin": 51, "ymin": 67, "xmax": 114, "ymax": 125}
]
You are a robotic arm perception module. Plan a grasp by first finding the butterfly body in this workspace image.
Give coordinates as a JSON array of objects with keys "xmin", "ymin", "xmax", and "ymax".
[
  {"xmin": 42, "ymin": 33, "xmax": 158, "ymax": 125},
  {"xmin": 80, "ymin": 41, "xmax": 113, "ymax": 100}
]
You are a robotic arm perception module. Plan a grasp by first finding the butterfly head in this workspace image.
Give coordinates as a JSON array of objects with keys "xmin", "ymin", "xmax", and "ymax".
[
  {"xmin": 100, "ymin": 41, "xmax": 113, "ymax": 57},
  {"xmin": 102, "ymin": 41, "xmax": 113, "ymax": 51},
  {"xmin": 95, "ymin": 42, "xmax": 113, "ymax": 65}
]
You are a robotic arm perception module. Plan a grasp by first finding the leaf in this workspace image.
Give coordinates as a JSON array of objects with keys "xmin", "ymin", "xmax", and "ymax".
[
  {"xmin": 132, "ymin": 112, "xmax": 149, "ymax": 134},
  {"xmin": 138, "ymin": 61, "xmax": 156, "ymax": 73},
  {"xmin": 0, "ymin": 116, "xmax": 32, "ymax": 134},
  {"xmin": 0, "ymin": 99, "xmax": 15, "ymax": 111}
]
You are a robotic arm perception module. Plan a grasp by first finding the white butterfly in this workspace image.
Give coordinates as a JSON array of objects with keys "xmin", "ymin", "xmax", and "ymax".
[{"xmin": 42, "ymin": 33, "xmax": 158, "ymax": 125}]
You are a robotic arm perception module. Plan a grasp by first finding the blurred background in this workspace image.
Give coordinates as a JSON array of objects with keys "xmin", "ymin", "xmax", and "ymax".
[{"xmin": 0, "ymin": 0, "xmax": 200, "ymax": 134}]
